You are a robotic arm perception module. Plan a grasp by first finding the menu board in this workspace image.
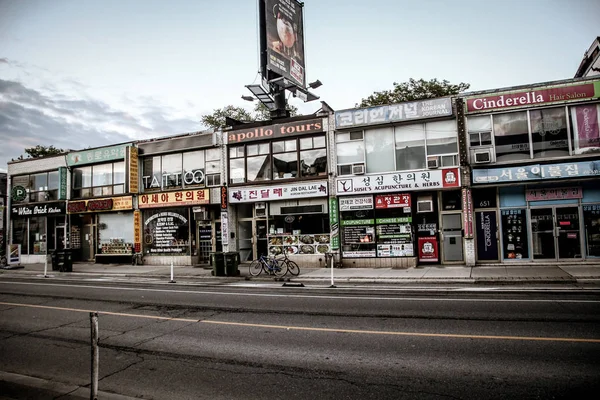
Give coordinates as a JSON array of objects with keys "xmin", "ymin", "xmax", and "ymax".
[{"xmin": 500, "ymin": 209, "xmax": 528, "ymax": 259}]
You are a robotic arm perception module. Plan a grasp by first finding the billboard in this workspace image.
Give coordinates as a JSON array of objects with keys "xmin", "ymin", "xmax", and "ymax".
[{"xmin": 260, "ymin": 0, "xmax": 306, "ymax": 87}]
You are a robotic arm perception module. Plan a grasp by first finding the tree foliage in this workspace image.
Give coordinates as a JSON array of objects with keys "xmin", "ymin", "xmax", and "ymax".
[
  {"xmin": 21, "ymin": 145, "xmax": 64, "ymax": 159},
  {"xmin": 358, "ymin": 78, "xmax": 470, "ymax": 107},
  {"xmin": 201, "ymin": 102, "xmax": 299, "ymax": 130}
]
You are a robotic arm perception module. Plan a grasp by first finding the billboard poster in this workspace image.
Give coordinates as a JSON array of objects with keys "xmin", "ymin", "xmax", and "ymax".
[
  {"xmin": 571, "ymin": 104, "xmax": 600, "ymax": 153},
  {"xmin": 475, "ymin": 211, "xmax": 498, "ymax": 261},
  {"xmin": 418, "ymin": 236, "xmax": 438, "ymax": 262},
  {"xmin": 263, "ymin": 0, "xmax": 305, "ymax": 87}
]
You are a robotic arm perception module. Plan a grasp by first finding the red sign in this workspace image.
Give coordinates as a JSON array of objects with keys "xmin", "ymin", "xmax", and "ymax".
[
  {"xmin": 87, "ymin": 198, "xmax": 113, "ymax": 211},
  {"xmin": 418, "ymin": 236, "xmax": 439, "ymax": 262},
  {"xmin": 442, "ymin": 168, "xmax": 460, "ymax": 188},
  {"xmin": 526, "ymin": 187, "xmax": 582, "ymax": 201},
  {"xmin": 375, "ymin": 193, "xmax": 411, "ymax": 209},
  {"xmin": 67, "ymin": 201, "xmax": 87, "ymax": 213},
  {"xmin": 220, "ymin": 186, "xmax": 228, "ymax": 210},
  {"xmin": 466, "ymin": 82, "xmax": 598, "ymax": 113}
]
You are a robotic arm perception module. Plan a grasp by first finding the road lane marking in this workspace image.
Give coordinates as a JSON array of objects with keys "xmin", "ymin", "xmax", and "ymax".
[
  {"xmin": 1, "ymin": 301, "xmax": 599, "ymax": 344},
  {"xmin": 1, "ymin": 281, "xmax": 600, "ymax": 303}
]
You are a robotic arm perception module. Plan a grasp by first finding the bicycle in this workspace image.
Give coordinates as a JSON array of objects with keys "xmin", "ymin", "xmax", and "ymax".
[
  {"xmin": 276, "ymin": 250, "xmax": 300, "ymax": 276},
  {"xmin": 249, "ymin": 254, "xmax": 287, "ymax": 277}
]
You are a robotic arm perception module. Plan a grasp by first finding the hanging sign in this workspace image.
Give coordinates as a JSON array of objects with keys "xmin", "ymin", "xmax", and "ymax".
[
  {"xmin": 133, "ymin": 210, "xmax": 142, "ymax": 253},
  {"xmin": 220, "ymin": 186, "xmax": 228, "ymax": 209},
  {"xmin": 58, "ymin": 167, "xmax": 68, "ymax": 200},
  {"xmin": 462, "ymin": 188, "xmax": 473, "ymax": 238},
  {"xmin": 329, "ymin": 197, "xmax": 339, "ymax": 250},
  {"xmin": 221, "ymin": 211, "xmax": 229, "ymax": 246},
  {"xmin": 128, "ymin": 147, "xmax": 139, "ymax": 194}
]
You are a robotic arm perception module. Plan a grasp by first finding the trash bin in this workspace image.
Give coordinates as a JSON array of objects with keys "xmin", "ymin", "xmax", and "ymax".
[
  {"xmin": 58, "ymin": 250, "xmax": 73, "ymax": 272},
  {"xmin": 210, "ymin": 252, "xmax": 225, "ymax": 276},
  {"xmin": 224, "ymin": 252, "xmax": 240, "ymax": 276},
  {"xmin": 51, "ymin": 251, "xmax": 59, "ymax": 271}
]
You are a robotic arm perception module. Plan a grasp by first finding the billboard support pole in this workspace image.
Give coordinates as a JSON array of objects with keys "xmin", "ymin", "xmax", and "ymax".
[{"xmin": 270, "ymin": 88, "xmax": 290, "ymax": 119}]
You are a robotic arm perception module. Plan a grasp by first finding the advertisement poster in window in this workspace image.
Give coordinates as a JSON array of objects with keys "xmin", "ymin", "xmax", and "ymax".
[
  {"xmin": 500, "ymin": 209, "xmax": 528, "ymax": 259},
  {"xmin": 583, "ymin": 205, "xmax": 600, "ymax": 257},
  {"xmin": 571, "ymin": 104, "xmax": 600, "ymax": 153},
  {"xmin": 262, "ymin": 0, "xmax": 305, "ymax": 87},
  {"xmin": 144, "ymin": 208, "xmax": 189, "ymax": 255},
  {"xmin": 418, "ymin": 236, "xmax": 438, "ymax": 262},
  {"xmin": 475, "ymin": 211, "xmax": 499, "ymax": 261}
]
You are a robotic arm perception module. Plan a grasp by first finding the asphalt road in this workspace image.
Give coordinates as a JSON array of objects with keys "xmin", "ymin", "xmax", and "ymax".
[{"xmin": 0, "ymin": 279, "xmax": 599, "ymax": 400}]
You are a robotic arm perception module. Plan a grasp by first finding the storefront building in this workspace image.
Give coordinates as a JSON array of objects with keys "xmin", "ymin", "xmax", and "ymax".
[
  {"xmin": 66, "ymin": 143, "xmax": 137, "ymax": 263},
  {"xmin": 464, "ymin": 78, "xmax": 600, "ymax": 263},
  {"xmin": 225, "ymin": 116, "xmax": 331, "ymax": 265},
  {"xmin": 333, "ymin": 97, "xmax": 468, "ymax": 267},
  {"xmin": 137, "ymin": 131, "xmax": 223, "ymax": 266},
  {"xmin": 6, "ymin": 155, "xmax": 69, "ymax": 264}
]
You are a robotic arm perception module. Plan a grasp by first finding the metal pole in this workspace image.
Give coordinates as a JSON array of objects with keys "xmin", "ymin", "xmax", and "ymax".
[
  {"xmin": 44, "ymin": 217, "xmax": 48, "ymax": 278},
  {"xmin": 90, "ymin": 312, "xmax": 99, "ymax": 400},
  {"xmin": 169, "ymin": 260, "xmax": 176, "ymax": 283},
  {"xmin": 329, "ymin": 253, "xmax": 336, "ymax": 288}
]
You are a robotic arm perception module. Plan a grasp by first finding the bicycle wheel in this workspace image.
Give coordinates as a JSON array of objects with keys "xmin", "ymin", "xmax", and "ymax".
[
  {"xmin": 272, "ymin": 259, "xmax": 287, "ymax": 277},
  {"xmin": 286, "ymin": 260, "xmax": 300, "ymax": 276},
  {"xmin": 249, "ymin": 260, "xmax": 263, "ymax": 277}
]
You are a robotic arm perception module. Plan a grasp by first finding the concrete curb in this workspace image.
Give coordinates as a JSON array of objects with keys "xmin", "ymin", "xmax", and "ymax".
[{"xmin": 0, "ymin": 371, "xmax": 138, "ymax": 400}]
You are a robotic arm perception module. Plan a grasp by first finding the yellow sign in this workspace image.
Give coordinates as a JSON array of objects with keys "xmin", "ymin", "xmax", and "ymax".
[
  {"xmin": 133, "ymin": 210, "xmax": 141, "ymax": 251},
  {"xmin": 138, "ymin": 189, "xmax": 210, "ymax": 209},
  {"xmin": 128, "ymin": 147, "xmax": 139, "ymax": 194}
]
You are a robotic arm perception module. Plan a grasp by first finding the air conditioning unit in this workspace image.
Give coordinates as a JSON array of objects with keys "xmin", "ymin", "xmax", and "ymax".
[
  {"xmin": 352, "ymin": 163, "xmax": 365, "ymax": 175},
  {"xmin": 474, "ymin": 149, "xmax": 492, "ymax": 163},
  {"xmin": 427, "ymin": 156, "xmax": 440, "ymax": 169},
  {"xmin": 417, "ymin": 200, "xmax": 434, "ymax": 213}
]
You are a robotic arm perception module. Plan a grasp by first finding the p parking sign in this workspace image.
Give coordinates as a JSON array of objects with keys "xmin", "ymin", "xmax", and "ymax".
[{"xmin": 11, "ymin": 186, "xmax": 27, "ymax": 202}]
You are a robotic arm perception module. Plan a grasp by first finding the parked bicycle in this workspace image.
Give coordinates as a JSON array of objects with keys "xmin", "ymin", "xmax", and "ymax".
[
  {"xmin": 276, "ymin": 250, "xmax": 300, "ymax": 276},
  {"xmin": 249, "ymin": 254, "xmax": 287, "ymax": 277}
]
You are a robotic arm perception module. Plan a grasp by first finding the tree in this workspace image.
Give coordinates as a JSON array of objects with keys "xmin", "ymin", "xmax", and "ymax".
[
  {"xmin": 24, "ymin": 145, "xmax": 64, "ymax": 158},
  {"xmin": 358, "ymin": 78, "xmax": 470, "ymax": 107},
  {"xmin": 201, "ymin": 102, "xmax": 299, "ymax": 130}
]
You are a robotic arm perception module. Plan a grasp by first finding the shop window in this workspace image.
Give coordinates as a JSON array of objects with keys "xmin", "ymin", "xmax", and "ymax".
[
  {"xmin": 583, "ymin": 204, "xmax": 600, "ymax": 257},
  {"xmin": 570, "ymin": 104, "xmax": 600, "ymax": 155},
  {"xmin": 273, "ymin": 152, "xmax": 297, "ymax": 179},
  {"xmin": 72, "ymin": 162, "xmax": 124, "ymax": 198},
  {"xmin": 247, "ymin": 154, "xmax": 271, "ymax": 182},
  {"xmin": 12, "ymin": 171, "xmax": 60, "ymax": 203},
  {"xmin": 467, "ymin": 115, "xmax": 493, "ymax": 146},
  {"xmin": 365, "ymin": 127, "xmax": 395, "ymax": 173},
  {"xmin": 12, "ymin": 219, "xmax": 28, "ymax": 255},
  {"xmin": 441, "ymin": 190, "xmax": 462, "ymax": 211},
  {"xmin": 395, "ymin": 124, "xmax": 426, "ymax": 171},
  {"xmin": 28, "ymin": 217, "xmax": 46, "ymax": 255},
  {"xmin": 230, "ymin": 158, "xmax": 245, "ymax": 184},
  {"xmin": 472, "ymin": 187, "xmax": 497, "ymax": 209},
  {"xmin": 267, "ymin": 213, "xmax": 331, "ymax": 256},
  {"xmin": 426, "ymin": 120, "xmax": 458, "ymax": 156},
  {"xmin": 300, "ymin": 137, "xmax": 327, "ymax": 177},
  {"xmin": 493, "ymin": 111, "xmax": 530, "ymax": 161},
  {"xmin": 143, "ymin": 207, "xmax": 190, "ymax": 256},
  {"xmin": 530, "ymin": 107, "xmax": 569, "ymax": 159},
  {"xmin": 500, "ymin": 209, "xmax": 528, "ymax": 259},
  {"xmin": 142, "ymin": 149, "xmax": 217, "ymax": 190}
]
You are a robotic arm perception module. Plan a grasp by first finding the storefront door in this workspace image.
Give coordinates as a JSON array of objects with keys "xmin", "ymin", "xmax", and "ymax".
[
  {"xmin": 255, "ymin": 220, "xmax": 268, "ymax": 260},
  {"xmin": 531, "ymin": 207, "xmax": 582, "ymax": 260},
  {"xmin": 82, "ymin": 224, "xmax": 96, "ymax": 261},
  {"xmin": 441, "ymin": 213, "xmax": 463, "ymax": 262},
  {"xmin": 197, "ymin": 224, "xmax": 212, "ymax": 264},
  {"xmin": 237, "ymin": 219, "xmax": 268, "ymax": 262}
]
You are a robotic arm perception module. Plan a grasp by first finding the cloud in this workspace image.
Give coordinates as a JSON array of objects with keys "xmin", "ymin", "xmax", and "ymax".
[{"xmin": 0, "ymin": 76, "xmax": 201, "ymax": 171}]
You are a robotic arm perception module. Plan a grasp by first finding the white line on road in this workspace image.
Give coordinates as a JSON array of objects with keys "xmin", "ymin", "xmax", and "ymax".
[{"xmin": 1, "ymin": 280, "xmax": 599, "ymax": 303}]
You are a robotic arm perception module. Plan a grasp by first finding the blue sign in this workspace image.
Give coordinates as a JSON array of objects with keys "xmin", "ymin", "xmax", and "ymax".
[
  {"xmin": 472, "ymin": 160, "xmax": 600, "ymax": 184},
  {"xmin": 335, "ymin": 98, "xmax": 453, "ymax": 129}
]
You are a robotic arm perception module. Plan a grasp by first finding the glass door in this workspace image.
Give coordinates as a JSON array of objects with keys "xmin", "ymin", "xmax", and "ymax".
[
  {"xmin": 556, "ymin": 207, "xmax": 581, "ymax": 259},
  {"xmin": 238, "ymin": 220, "xmax": 253, "ymax": 262},
  {"xmin": 441, "ymin": 213, "xmax": 463, "ymax": 262},
  {"xmin": 82, "ymin": 224, "xmax": 96, "ymax": 261},
  {"xmin": 531, "ymin": 208, "xmax": 555, "ymax": 260},
  {"xmin": 197, "ymin": 224, "xmax": 212, "ymax": 264},
  {"xmin": 255, "ymin": 220, "xmax": 268, "ymax": 259}
]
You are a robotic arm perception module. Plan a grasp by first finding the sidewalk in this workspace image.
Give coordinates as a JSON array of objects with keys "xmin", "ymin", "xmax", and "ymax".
[{"xmin": 2, "ymin": 261, "xmax": 600, "ymax": 286}]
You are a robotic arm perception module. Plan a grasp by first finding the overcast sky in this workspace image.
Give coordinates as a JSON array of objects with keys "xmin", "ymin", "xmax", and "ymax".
[{"xmin": 1, "ymin": 0, "xmax": 599, "ymax": 172}]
